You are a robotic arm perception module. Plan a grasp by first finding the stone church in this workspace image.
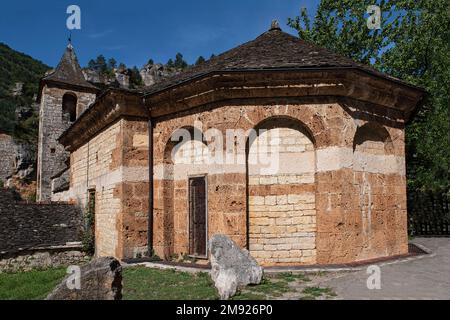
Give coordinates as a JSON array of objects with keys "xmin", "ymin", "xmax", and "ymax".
[{"xmin": 37, "ymin": 22, "xmax": 425, "ymax": 266}]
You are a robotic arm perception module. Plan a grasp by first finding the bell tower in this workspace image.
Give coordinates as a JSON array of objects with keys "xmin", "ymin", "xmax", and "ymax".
[{"xmin": 36, "ymin": 43, "xmax": 98, "ymax": 201}]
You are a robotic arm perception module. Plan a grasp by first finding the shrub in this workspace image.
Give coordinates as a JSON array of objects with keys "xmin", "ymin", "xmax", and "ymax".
[{"xmin": 81, "ymin": 199, "xmax": 95, "ymax": 255}]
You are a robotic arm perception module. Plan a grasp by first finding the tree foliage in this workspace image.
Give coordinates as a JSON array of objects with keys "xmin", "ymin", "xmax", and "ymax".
[
  {"xmin": 128, "ymin": 66, "xmax": 143, "ymax": 89},
  {"xmin": 88, "ymin": 55, "xmax": 117, "ymax": 77},
  {"xmin": 0, "ymin": 43, "xmax": 50, "ymax": 146},
  {"xmin": 195, "ymin": 56, "xmax": 206, "ymax": 66},
  {"xmin": 174, "ymin": 53, "xmax": 188, "ymax": 69},
  {"xmin": 166, "ymin": 53, "xmax": 188, "ymax": 70},
  {"xmin": 166, "ymin": 58, "xmax": 174, "ymax": 68},
  {"xmin": 288, "ymin": 0, "xmax": 450, "ymax": 191},
  {"xmin": 108, "ymin": 58, "xmax": 117, "ymax": 70}
]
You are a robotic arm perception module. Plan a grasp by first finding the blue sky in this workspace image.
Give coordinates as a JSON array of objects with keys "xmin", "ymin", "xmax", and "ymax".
[{"xmin": 0, "ymin": 0, "xmax": 319, "ymax": 68}]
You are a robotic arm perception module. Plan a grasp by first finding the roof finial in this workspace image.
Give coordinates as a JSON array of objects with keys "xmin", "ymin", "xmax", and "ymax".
[
  {"xmin": 67, "ymin": 32, "xmax": 73, "ymax": 49},
  {"xmin": 270, "ymin": 20, "xmax": 281, "ymax": 31}
]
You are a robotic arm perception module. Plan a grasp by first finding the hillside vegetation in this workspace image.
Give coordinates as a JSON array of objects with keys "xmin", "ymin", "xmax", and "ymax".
[{"xmin": 0, "ymin": 43, "xmax": 50, "ymax": 141}]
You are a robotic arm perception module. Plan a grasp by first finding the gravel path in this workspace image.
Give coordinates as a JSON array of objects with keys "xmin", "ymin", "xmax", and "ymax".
[{"xmin": 320, "ymin": 238, "xmax": 450, "ymax": 300}]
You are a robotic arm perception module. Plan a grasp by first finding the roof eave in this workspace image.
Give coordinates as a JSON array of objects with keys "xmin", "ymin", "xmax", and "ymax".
[
  {"xmin": 58, "ymin": 88, "xmax": 146, "ymax": 151},
  {"xmin": 36, "ymin": 78, "xmax": 99, "ymax": 103},
  {"xmin": 143, "ymin": 66, "xmax": 426, "ymax": 99}
]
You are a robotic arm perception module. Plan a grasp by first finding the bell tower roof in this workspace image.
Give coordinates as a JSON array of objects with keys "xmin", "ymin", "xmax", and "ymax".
[{"xmin": 42, "ymin": 43, "xmax": 97, "ymax": 90}]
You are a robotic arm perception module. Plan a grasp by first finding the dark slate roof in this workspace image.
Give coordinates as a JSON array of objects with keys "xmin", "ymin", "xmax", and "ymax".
[
  {"xmin": 144, "ymin": 23, "xmax": 412, "ymax": 95},
  {"xmin": 43, "ymin": 44, "xmax": 97, "ymax": 90}
]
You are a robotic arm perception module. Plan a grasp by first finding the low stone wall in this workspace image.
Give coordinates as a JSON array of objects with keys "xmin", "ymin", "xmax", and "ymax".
[
  {"xmin": 0, "ymin": 188, "xmax": 83, "ymax": 252},
  {"xmin": 0, "ymin": 246, "xmax": 90, "ymax": 273}
]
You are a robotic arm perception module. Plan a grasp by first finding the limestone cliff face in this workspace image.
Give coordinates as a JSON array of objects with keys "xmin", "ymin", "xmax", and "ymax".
[
  {"xmin": 139, "ymin": 63, "xmax": 179, "ymax": 87},
  {"xmin": 0, "ymin": 134, "xmax": 17, "ymax": 182},
  {"xmin": 82, "ymin": 68, "xmax": 130, "ymax": 88},
  {"xmin": 81, "ymin": 63, "xmax": 179, "ymax": 89},
  {"xmin": 0, "ymin": 135, "xmax": 35, "ymax": 182}
]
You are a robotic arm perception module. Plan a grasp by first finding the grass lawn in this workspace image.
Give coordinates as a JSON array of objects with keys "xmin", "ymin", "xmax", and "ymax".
[
  {"xmin": 122, "ymin": 267, "xmax": 218, "ymax": 300},
  {"xmin": 0, "ymin": 268, "xmax": 66, "ymax": 300},
  {"xmin": 0, "ymin": 266, "xmax": 337, "ymax": 300}
]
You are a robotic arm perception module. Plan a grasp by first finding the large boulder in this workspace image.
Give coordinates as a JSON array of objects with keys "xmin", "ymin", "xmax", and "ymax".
[
  {"xmin": 46, "ymin": 257, "xmax": 122, "ymax": 300},
  {"xmin": 209, "ymin": 235, "xmax": 263, "ymax": 299}
]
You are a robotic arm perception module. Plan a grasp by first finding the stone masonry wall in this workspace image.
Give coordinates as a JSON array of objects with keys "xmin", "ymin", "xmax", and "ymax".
[
  {"xmin": 52, "ymin": 118, "xmax": 149, "ymax": 259},
  {"xmin": 154, "ymin": 126, "xmax": 247, "ymax": 259},
  {"xmin": 37, "ymin": 85, "xmax": 96, "ymax": 201},
  {"xmin": 315, "ymin": 124, "xmax": 408, "ymax": 263},
  {"xmin": 170, "ymin": 139, "xmax": 210, "ymax": 256},
  {"xmin": 52, "ymin": 119, "xmax": 123, "ymax": 257},
  {"xmin": 0, "ymin": 249, "xmax": 90, "ymax": 273},
  {"xmin": 115, "ymin": 119, "xmax": 150, "ymax": 259},
  {"xmin": 153, "ymin": 99, "xmax": 408, "ymax": 266},
  {"xmin": 56, "ymin": 98, "xmax": 407, "ymax": 265},
  {"xmin": 248, "ymin": 127, "xmax": 316, "ymax": 266}
]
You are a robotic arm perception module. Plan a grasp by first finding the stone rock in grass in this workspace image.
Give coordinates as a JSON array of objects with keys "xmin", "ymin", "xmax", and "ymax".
[
  {"xmin": 46, "ymin": 257, "xmax": 122, "ymax": 300},
  {"xmin": 209, "ymin": 234, "xmax": 263, "ymax": 299}
]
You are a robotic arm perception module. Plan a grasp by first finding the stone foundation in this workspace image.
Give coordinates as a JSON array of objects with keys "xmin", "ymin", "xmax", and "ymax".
[{"xmin": 0, "ymin": 247, "xmax": 90, "ymax": 273}]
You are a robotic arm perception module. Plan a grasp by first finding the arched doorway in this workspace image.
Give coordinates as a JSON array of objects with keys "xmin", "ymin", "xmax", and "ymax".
[
  {"xmin": 162, "ymin": 126, "xmax": 209, "ymax": 258},
  {"xmin": 353, "ymin": 122, "xmax": 396, "ymax": 255},
  {"xmin": 247, "ymin": 117, "xmax": 317, "ymax": 265}
]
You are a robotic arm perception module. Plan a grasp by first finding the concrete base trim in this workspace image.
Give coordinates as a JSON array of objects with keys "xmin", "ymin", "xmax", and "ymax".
[
  {"xmin": 123, "ymin": 242, "xmax": 434, "ymax": 274},
  {"xmin": 123, "ymin": 261, "xmax": 210, "ymax": 274}
]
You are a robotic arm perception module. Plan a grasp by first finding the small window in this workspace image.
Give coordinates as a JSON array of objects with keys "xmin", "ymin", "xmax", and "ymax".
[
  {"xmin": 50, "ymin": 148, "xmax": 56, "ymax": 154},
  {"xmin": 62, "ymin": 93, "xmax": 77, "ymax": 122}
]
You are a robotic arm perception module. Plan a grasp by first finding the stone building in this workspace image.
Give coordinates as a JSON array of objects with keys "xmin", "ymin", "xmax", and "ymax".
[
  {"xmin": 43, "ymin": 22, "xmax": 425, "ymax": 266},
  {"xmin": 36, "ymin": 44, "xmax": 98, "ymax": 201}
]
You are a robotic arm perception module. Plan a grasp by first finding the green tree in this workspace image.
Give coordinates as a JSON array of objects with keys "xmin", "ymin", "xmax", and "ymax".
[
  {"xmin": 108, "ymin": 58, "xmax": 117, "ymax": 70},
  {"xmin": 167, "ymin": 58, "xmax": 174, "ymax": 68},
  {"xmin": 0, "ymin": 42, "xmax": 50, "ymax": 144},
  {"xmin": 128, "ymin": 66, "xmax": 143, "ymax": 89},
  {"xmin": 288, "ymin": 0, "xmax": 450, "ymax": 191},
  {"xmin": 174, "ymin": 53, "xmax": 188, "ymax": 69},
  {"xmin": 195, "ymin": 56, "xmax": 206, "ymax": 66},
  {"xmin": 87, "ymin": 59, "xmax": 96, "ymax": 69},
  {"xmin": 118, "ymin": 63, "xmax": 127, "ymax": 72},
  {"xmin": 95, "ymin": 55, "xmax": 108, "ymax": 73},
  {"xmin": 147, "ymin": 58, "xmax": 154, "ymax": 65},
  {"xmin": 0, "ymin": 99, "xmax": 16, "ymax": 134}
]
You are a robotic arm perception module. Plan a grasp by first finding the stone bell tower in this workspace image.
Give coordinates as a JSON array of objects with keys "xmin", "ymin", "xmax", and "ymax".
[{"xmin": 36, "ymin": 43, "xmax": 98, "ymax": 201}]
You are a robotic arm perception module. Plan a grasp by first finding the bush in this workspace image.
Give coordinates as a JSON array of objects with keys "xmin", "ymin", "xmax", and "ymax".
[
  {"xmin": 81, "ymin": 200, "xmax": 95, "ymax": 255},
  {"xmin": 27, "ymin": 192, "xmax": 36, "ymax": 202}
]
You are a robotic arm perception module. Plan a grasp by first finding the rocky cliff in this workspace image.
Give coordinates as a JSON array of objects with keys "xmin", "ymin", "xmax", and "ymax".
[
  {"xmin": 139, "ymin": 62, "xmax": 180, "ymax": 87},
  {"xmin": 82, "ymin": 62, "xmax": 179, "ymax": 89}
]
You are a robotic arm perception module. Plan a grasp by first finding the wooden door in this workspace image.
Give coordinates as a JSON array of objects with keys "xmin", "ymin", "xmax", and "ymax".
[{"xmin": 189, "ymin": 177, "xmax": 207, "ymax": 256}]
